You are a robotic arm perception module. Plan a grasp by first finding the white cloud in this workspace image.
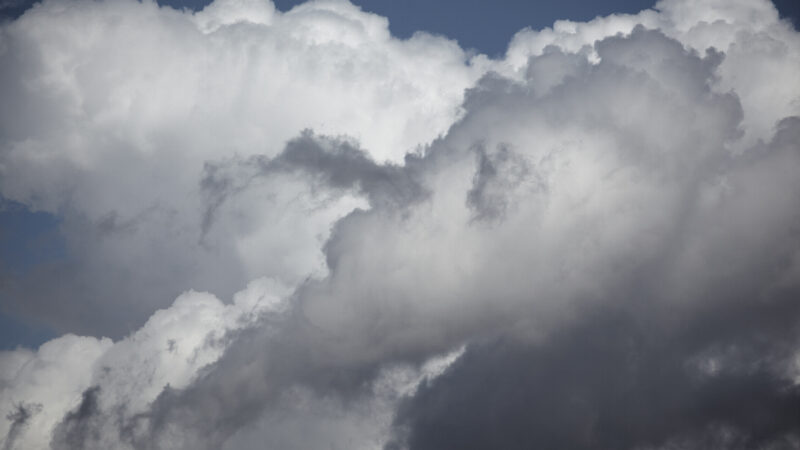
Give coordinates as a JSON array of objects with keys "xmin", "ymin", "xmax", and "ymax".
[
  {"xmin": 0, "ymin": 277, "xmax": 289, "ymax": 449},
  {"xmin": 0, "ymin": 0, "xmax": 489, "ymax": 335},
  {"xmin": 504, "ymin": 0, "xmax": 800, "ymax": 149},
  {"xmin": 0, "ymin": 335, "xmax": 111, "ymax": 450}
]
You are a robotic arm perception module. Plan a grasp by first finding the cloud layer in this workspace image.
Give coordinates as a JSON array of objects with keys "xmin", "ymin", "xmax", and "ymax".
[{"xmin": 2, "ymin": 0, "xmax": 800, "ymax": 448}]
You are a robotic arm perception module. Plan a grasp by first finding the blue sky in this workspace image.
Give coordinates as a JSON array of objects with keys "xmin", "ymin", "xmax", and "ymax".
[
  {"xmin": 3, "ymin": 1, "xmax": 799, "ymax": 55},
  {"xmin": 166, "ymin": 0, "xmax": 800, "ymax": 56},
  {"xmin": 0, "ymin": 199, "xmax": 64, "ymax": 348}
]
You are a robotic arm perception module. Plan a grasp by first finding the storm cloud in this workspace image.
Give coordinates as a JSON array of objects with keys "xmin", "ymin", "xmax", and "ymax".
[{"xmin": 2, "ymin": 0, "xmax": 800, "ymax": 449}]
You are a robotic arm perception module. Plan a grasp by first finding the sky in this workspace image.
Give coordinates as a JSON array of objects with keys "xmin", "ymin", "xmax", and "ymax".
[
  {"xmin": 1, "ymin": 0, "xmax": 800, "ymax": 449},
  {"xmin": 162, "ymin": 0, "xmax": 797, "ymax": 54},
  {"xmin": 3, "ymin": 1, "xmax": 800, "ymax": 53}
]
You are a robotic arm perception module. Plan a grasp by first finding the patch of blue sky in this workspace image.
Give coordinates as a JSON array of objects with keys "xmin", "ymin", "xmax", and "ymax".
[
  {"xmin": 0, "ymin": 198, "xmax": 66, "ymax": 275},
  {"xmin": 0, "ymin": 198, "xmax": 62, "ymax": 348},
  {"xmin": 3, "ymin": 1, "xmax": 799, "ymax": 54},
  {"xmin": 162, "ymin": 0, "xmax": 799, "ymax": 56}
]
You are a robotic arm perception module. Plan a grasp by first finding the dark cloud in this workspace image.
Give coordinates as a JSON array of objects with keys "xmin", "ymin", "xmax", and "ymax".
[
  {"xmin": 200, "ymin": 131, "xmax": 428, "ymax": 236},
  {"xmin": 391, "ymin": 291, "xmax": 800, "ymax": 450},
  {"xmin": 388, "ymin": 115, "xmax": 800, "ymax": 448},
  {"xmin": 466, "ymin": 144, "xmax": 533, "ymax": 222},
  {"xmin": 51, "ymin": 387, "xmax": 102, "ymax": 450},
  {"xmin": 128, "ymin": 312, "xmax": 394, "ymax": 449},
  {"xmin": 2, "ymin": 402, "xmax": 41, "ymax": 450},
  {"xmin": 44, "ymin": 315, "xmax": 390, "ymax": 450}
]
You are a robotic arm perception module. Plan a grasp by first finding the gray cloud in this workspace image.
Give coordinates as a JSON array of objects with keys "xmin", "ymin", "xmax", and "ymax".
[
  {"xmin": 55, "ymin": 25, "xmax": 799, "ymax": 449},
  {"xmin": 185, "ymin": 30, "xmax": 800, "ymax": 450},
  {"xmin": 390, "ymin": 281, "xmax": 800, "ymax": 450},
  {"xmin": 3, "ymin": 1, "xmax": 800, "ymax": 449},
  {"xmin": 51, "ymin": 387, "xmax": 102, "ymax": 450},
  {"xmin": 200, "ymin": 131, "xmax": 428, "ymax": 236},
  {"xmin": 466, "ymin": 143, "xmax": 533, "ymax": 222},
  {"xmin": 2, "ymin": 402, "xmax": 41, "ymax": 450}
]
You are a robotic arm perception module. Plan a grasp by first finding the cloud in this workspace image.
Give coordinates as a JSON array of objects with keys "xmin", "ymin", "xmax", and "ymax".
[
  {"xmin": 199, "ymin": 130, "xmax": 427, "ymax": 235},
  {"xmin": 0, "ymin": 0, "xmax": 488, "ymax": 336},
  {"xmin": 1, "ymin": 0, "xmax": 800, "ymax": 449},
  {"xmin": 390, "ymin": 290, "xmax": 800, "ymax": 449},
  {"xmin": 0, "ymin": 277, "xmax": 289, "ymax": 449},
  {"xmin": 2, "ymin": 402, "xmax": 41, "ymax": 450}
]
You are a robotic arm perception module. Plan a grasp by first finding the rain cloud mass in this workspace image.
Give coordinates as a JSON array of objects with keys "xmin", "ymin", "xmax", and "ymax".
[{"xmin": 1, "ymin": 0, "xmax": 800, "ymax": 448}]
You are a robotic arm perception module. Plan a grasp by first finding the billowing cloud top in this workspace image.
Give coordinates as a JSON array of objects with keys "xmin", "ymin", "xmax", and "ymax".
[{"xmin": 1, "ymin": 0, "xmax": 800, "ymax": 449}]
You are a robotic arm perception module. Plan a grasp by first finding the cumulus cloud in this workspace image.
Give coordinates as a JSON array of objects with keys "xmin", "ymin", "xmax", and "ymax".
[
  {"xmin": 390, "ymin": 292, "xmax": 800, "ymax": 449},
  {"xmin": 1, "ymin": 0, "xmax": 800, "ymax": 448},
  {"xmin": 0, "ymin": 0, "xmax": 488, "ymax": 336},
  {"xmin": 1, "ymin": 277, "xmax": 289, "ymax": 449}
]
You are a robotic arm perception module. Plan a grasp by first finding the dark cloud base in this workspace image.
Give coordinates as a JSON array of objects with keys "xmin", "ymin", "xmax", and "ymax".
[{"xmin": 391, "ymin": 291, "xmax": 800, "ymax": 450}]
